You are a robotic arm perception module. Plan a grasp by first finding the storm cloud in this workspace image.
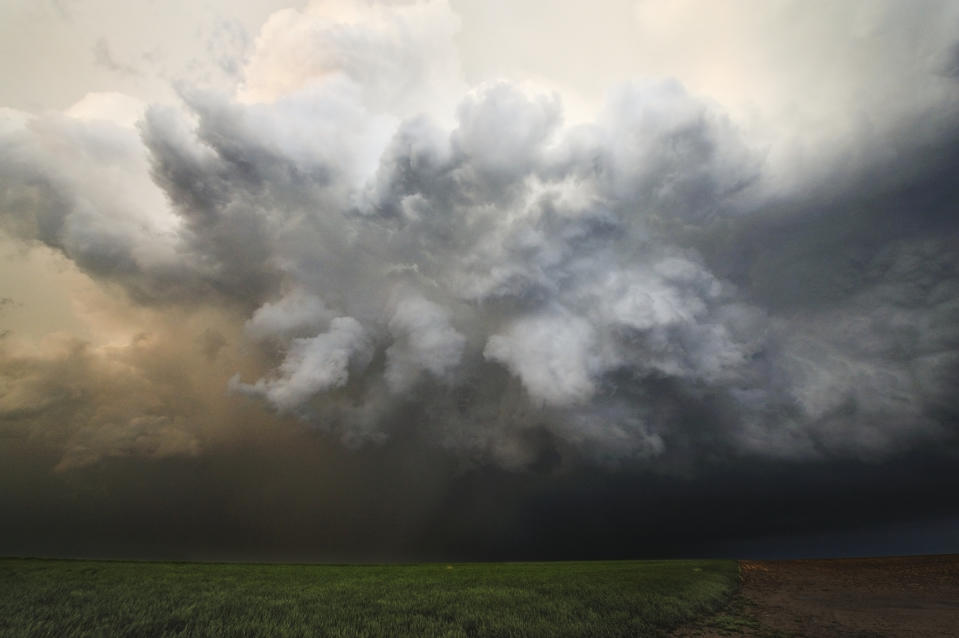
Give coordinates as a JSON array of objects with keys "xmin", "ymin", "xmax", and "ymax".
[{"xmin": 1, "ymin": 0, "xmax": 959, "ymax": 560}]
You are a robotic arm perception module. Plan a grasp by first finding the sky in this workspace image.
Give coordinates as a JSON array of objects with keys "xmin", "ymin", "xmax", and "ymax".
[{"xmin": 1, "ymin": 0, "xmax": 958, "ymax": 562}]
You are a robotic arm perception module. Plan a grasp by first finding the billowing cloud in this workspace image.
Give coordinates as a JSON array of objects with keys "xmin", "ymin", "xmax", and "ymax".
[
  {"xmin": 231, "ymin": 316, "xmax": 373, "ymax": 412},
  {"xmin": 485, "ymin": 311, "xmax": 600, "ymax": 407},
  {"xmin": 246, "ymin": 289, "xmax": 332, "ymax": 340},
  {"xmin": 385, "ymin": 294, "xmax": 465, "ymax": 393},
  {"xmin": 1, "ymin": 0, "xmax": 958, "ymax": 483}
]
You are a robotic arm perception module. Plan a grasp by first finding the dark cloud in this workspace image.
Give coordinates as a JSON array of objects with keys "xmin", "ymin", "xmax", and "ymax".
[
  {"xmin": 2, "ymin": 426, "xmax": 957, "ymax": 562},
  {"xmin": 1, "ymin": 0, "xmax": 959, "ymax": 559}
]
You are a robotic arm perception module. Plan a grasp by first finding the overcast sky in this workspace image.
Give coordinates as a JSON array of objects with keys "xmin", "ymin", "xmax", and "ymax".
[{"xmin": 1, "ymin": 0, "xmax": 958, "ymax": 561}]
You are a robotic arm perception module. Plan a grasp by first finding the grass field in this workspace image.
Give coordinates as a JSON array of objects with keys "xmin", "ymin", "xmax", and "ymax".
[{"xmin": 0, "ymin": 557, "xmax": 739, "ymax": 637}]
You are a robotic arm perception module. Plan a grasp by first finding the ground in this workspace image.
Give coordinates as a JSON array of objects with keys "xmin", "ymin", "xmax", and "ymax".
[
  {"xmin": 3, "ymin": 555, "xmax": 956, "ymax": 636},
  {"xmin": 0, "ymin": 558, "xmax": 737, "ymax": 637},
  {"xmin": 674, "ymin": 555, "xmax": 959, "ymax": 638}
]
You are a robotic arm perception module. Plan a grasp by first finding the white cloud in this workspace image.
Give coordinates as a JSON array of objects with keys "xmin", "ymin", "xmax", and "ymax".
[
  {"xmin": 386, "ymin": 294, "xmax": 465, "ymax": 393},
  {"xmin": 246, "ymin": 290, "xmax": 333, "ymax": 340},
  {"xmin": 231, "ymin": 316, "xmax": 373, "ymax": 412},
  {"xmin": 485, "ymin": 311, "xmax": 602, "ymax": 406}
]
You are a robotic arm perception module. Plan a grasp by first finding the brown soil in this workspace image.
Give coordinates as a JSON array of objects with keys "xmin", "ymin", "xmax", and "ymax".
[{"xmin": 675, "ymin": 554, "xmax": 959, "ymax": 637}]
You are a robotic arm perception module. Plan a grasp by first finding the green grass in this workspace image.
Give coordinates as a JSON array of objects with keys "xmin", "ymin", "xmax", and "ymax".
[
  {"xmin": 0, "ymin": 557, "xmax": 739, "ymax": 637},
  {"xmin": 679, "ymin": 591, "xmax": 790, "ymax": 638}
]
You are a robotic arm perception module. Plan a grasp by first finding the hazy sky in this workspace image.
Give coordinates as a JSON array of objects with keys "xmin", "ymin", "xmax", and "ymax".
[{"xmin": 1, "ymin": 0, "xmax": 958, "ymax": 561}]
